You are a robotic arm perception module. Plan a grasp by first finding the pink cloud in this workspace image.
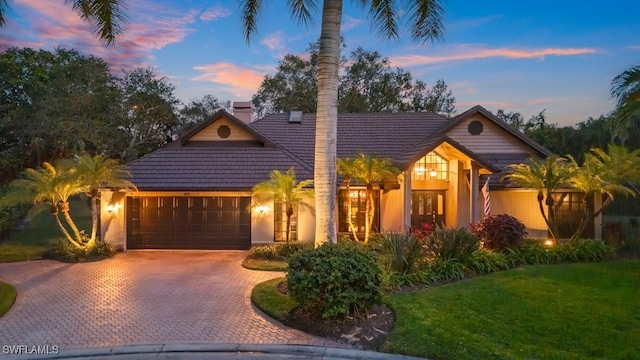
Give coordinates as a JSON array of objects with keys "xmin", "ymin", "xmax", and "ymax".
[
  {"xmin": 342, "ymin": 15, "xmax": 363, "ymax": 31},
  {"xmin": 260, "ymin": 31, "xmax": 285, "ymax": 51},
  {"xmin": 457, "ymin": 100, "xmax": 518, "ymax": 108},
  {"xmin": 2, "ymin": 0, "xmax": 196, "ymax": 72},
  {"xmin": 627, "ymin": 45, "xmax": 640, "ymax": 51},
  {"xmin": 390, "ymin": 45, "xmax": 597, "ymax": 67},
  {"xmin": 200, "ymin": 7, "xmax": 232, "ymax": 21},
  {"xmin": 527, "ymin": 98, "xmax": 557, "ymax": 106},
  {"xmin": 192, "ymin": 63, "xmax": 266, "ymax": 97}
]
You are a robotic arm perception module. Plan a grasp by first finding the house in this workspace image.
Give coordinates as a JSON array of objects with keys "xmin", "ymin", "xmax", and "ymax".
[{"xmin": 100, "ymin": 103, "xmax": 602, "ymax": 250}]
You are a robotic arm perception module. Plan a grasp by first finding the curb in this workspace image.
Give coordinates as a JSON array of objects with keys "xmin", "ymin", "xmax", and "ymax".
[{"xmin": 1, "ymin": 343, "xmax": 426, "ymax": 360}]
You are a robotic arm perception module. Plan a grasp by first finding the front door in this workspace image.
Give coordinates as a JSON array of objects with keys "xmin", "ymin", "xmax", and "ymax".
[{"xmin": 411, "ymin": 191, "xmax": 446, "ymax": 228}]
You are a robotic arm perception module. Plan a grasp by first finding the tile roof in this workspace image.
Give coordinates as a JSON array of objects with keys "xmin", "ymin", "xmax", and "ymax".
[
  {"xmin": 128, "ymin": 145, "xmax": 312, "ymax": 190},
  {"xmin": 128, "ymin": 107, "xmax": 549, "ymax": 190}
]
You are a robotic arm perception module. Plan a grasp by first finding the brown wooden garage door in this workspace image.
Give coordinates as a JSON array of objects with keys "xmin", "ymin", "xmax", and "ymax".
[{"xmin": 126, "ymin": 196, "xmax": 251, "ymax": 249}]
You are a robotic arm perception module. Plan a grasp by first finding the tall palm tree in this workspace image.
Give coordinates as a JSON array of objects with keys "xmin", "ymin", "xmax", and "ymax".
[
  {"xmin": 0, "ymin": 0, "xmax": 125, "ymax": 44},
  {"xmin": 338, "ymin": 153, "xmax": 400, "ymax": 243},
  {"xmin": 252, "ymin": 168, "xmax": 314, "ymax": 243},
  {"xmin": 568, "ymin": 145, "xmax": 640, "ymax": 240},
  {"xmin": 9, "ymin": 162, "xmax": 85, "ymax": 248},
  {"xmin": 240, "ymin": 0, "xmax": 444, "ymax": 246},
  {"xmin": 611, "ymin": 64, "xmax": 640, "ymax": 144},
  {"xmin": 504, "ymin": 155, "xmax": 572, "ymax": 243},
  {"xmin": 61, "ymin": 153, "xmax": 136, "ymax": 247}
]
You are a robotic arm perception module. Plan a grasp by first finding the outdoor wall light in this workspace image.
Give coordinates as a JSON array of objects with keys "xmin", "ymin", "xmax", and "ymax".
[
  {"xmin": 106, "ymin": 202, "xmax": 120, "ymax": 214},
  {"xmin": 256, "ymin": 205, "xmax": 269, "ymax": 215},
  {"xmin": 429, "ymin": 169, "xmax": 438, "ymax": 179}
]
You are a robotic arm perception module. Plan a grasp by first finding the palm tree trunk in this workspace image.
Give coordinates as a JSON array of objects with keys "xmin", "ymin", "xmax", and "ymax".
[
  {"xmin": 89, "ymin": 196, "xmax": 98, "ymax": 246},
  {"xmin": 313, "ymin": 0, "xmax": 342, "ymax": 247},
  {"xmin": 51, "ymin": 209, "xmax": 83, "ymax": 249},
  {"xmin": 60, "ymin": 201, "xmax": 84, "ymax": 247},
  {"xmin": 365, "ymin": 188, "xmax": 375, "ymax": 244},
  {"xmin": 537, "ymin": 192, "xmax": 557, "ymax": 243},
  {"xmin": 571, "ymin": 196, "xmax": 612, "ymax": 241},
  {"xmin": 286, "ymin": 204, "xmax": 294, "ymax": 243},
  {"xmin": 344, "ymin": 179, "xmax": 360, "ymax": 241}
]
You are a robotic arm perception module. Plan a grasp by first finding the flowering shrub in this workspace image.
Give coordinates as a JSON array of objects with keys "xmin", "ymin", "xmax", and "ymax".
[{"xmin": 472, "ymin": 214, "xmax": 527, "ymax": 251}]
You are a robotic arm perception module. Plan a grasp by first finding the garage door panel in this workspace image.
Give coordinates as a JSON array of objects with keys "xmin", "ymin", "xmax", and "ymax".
[{"xmin": 127, "ymin": 196, "xmax": 251, "ymax": 250}]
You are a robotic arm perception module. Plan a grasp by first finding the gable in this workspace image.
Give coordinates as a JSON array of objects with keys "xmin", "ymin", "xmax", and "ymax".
[
  {"xmin": 188, "ymin": 117, "xmax": 256, "ymax": 142},
  {"xmin": 446, "ymin": 113, "xmax": 539, "ymax": 155}
]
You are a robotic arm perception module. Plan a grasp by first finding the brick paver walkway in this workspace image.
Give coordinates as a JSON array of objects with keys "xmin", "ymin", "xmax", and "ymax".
[{"xmin": 0, "ymin": 251, "xmax": 339, "ymax": 350}]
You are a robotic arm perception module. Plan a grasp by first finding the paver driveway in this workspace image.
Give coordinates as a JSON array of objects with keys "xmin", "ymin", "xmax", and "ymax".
[{"xmin": 0, "ymin": 251, "xmax": 338, "ymax": 350}]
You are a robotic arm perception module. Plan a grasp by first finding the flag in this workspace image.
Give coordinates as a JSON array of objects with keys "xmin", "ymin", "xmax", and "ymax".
[{"xmin": 482, "ymin": 177, "xmax": 491, "ymax": 217}]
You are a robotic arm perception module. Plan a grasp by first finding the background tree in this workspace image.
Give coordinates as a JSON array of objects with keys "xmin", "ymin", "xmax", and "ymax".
[
  {"xmin": 504, "ymin": 156, "xmax": 572, "ymax": 243},
  {"xmin": 611, "ymin": 64, "xmax": 640, "ymax": 144},
  {"xmin": 337, "ymin": 153, "xmax": 400, "ymax": 243},
  {"xmin": 177, "ymin": 95, "xmax": 230, "ymax": 135},
  {"xmin": 252, "ymin": 168, "xmax": 314, "ymax": 243},
  {"xmin": 0, "ymin": 0, "xmax": 125, "ymax": 44},
  {"xmin": 108, "ymin": 67, "xmax": 180, "ymax": 161},
  {"xmin": 568, "ymin": 145, "xmax": 640, "ymax": 240},
  {"xmin": 252, "ymin": 46, "xmax": 455, "ymax": 118}
]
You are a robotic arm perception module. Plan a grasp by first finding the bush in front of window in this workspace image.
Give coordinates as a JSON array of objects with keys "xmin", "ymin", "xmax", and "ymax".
[
  {"xmin": 248, "ymin": 242, "xmax": 313, "ymax": 261},
  {"xmin": 471, "ymin": 214, "xmax": 527, "ymax": 251},
  {"xmin": 287, "ymin": 241, "xmax": 381, "ymax": 318}
]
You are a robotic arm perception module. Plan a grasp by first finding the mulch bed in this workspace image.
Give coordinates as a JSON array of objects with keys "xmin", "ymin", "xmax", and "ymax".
[{"xmin": 276, "ymin": 281, "xmax": 395, "ymax": 350}]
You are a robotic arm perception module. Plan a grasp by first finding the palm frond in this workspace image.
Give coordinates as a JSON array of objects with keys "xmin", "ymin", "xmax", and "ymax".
[
  {"xmin": 239, "ymin": 0, "xmax": 263, "ymax": 43},
  {"xmin": 65, "ymin": 0, "xmax": 127, "ymax": 45},
  {"xmin": 406, "ymin": 0, "xmax": 445, "ymax": 43},
  {"xmin": 287, "ymin": 0, "xmax": 316, "ymax": 27},
  {"xmin": 0, "ymin": 0, "xmax": 10, "ymax": 27},
  {"xmin": 368, "ymin": 0, "xmax": 399, "ymax": 41}
]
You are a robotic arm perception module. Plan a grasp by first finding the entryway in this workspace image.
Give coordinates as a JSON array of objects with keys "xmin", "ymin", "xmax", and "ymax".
[{"xmin": 411, "ymin": 190, "xmax": 446, "ymax": 228}]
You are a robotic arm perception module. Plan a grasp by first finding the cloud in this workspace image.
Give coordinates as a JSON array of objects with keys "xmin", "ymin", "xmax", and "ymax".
[
  {"xmin": 1, "ymin": 0, "xmax": 197, "ymax": 72},
  {"xmin": 627, "ymin": 45, "xmax": 640, "ymax": 51},
  {"xmin": 200, "ymin": 6, "xmax": 232, "ymax": 21},
  {"xmin": 342, "ymin": 15, "xmax": 363, "ymax": 31},
  {"xmin": 457, "ymin": 100, "xmax": 518, "ymax": 108},
  {"xmin": 390, "ymin": 45, "xmax": 597, "ymax": 67},
  {"xmin": 191, "ymin": 63, "xmax": 266, "ymax": 98},
  {"xmin": 260, "ymin": 31, "xmax": 285, "ymax": 51},
  {"xmin": 527, "ymin": 98, "xmax": 557, "ymax": 106}
]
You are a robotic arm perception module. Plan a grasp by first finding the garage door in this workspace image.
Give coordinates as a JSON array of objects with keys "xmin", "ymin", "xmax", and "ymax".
[{"xmin": 126, "ymin": 196, "xmax": 251, "ymax": 249}]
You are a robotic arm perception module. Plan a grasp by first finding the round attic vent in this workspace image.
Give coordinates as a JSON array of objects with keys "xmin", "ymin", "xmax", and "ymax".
[
  {"xmin": 217, "ymin": 125, "xmax": 231, "ymax": 138},
  {"xmin": 468, "ymin": 120, "xmax": 483, "ymax": 135}
]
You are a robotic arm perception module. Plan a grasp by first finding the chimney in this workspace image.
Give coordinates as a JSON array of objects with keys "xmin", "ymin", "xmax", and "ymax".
[{"xmin": 232, "ymin": 101, "xmax": 253, "ymax": 123}]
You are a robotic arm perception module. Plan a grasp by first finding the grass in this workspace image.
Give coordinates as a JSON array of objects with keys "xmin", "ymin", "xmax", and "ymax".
[
  {"xmin": 383, "ymin": 261, "xmax": 640, "ymax": 360},
  {"xmin": 251, "ymin": 277, "xmax": 297, "ymax": 322},
  {"xmin": 0, "ymin": 281, "xmax": 17, "ymax": 317},
  {"xmin": 0, "ymin": 198, "xmax": 92, "ymax": 263},
  {"xmin": 242, "ymin": 257, "xmax": 289, "ymax": 271}
]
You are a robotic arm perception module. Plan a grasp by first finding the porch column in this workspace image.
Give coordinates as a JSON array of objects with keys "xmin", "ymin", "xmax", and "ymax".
[
  {"xmin": 469, "ymin": 161, "xmax": 480, "ymax": 224},
  {"xmin": 594, "ymin": 191, "xmax": 603, "ymax": 240},
  {"xmin": 403, "ymin": 170, "xmax": 412, "ymax": 231}
]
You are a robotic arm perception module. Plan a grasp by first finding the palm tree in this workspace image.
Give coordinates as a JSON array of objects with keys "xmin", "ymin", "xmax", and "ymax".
[
  {"xmin": 568, "ymin": 145, "xmax": 640, "ymax": 240},
  {"xmin": 8, "ymin": 162, "xmax": 85, "ymax": 248},
  {"xmin": 337, "ymin": 157, "xmax": 360, "ymax": 241},
  {"xmin": 240, "ymin": 0, "xmax": 444, "ymax": 246},
  {"xmin": 252, "ymin": 168, "xmax": 314, "ymax": 243},
  {"xmin": 611, "ymin": 64, "xmax": 640, "ymax": 144},
  {"xmin": 0, "ymin": 0, "xmax": 125, "ymax": 44},
  {"xmin": 504, "ymin": 155, "xmax": 572, "ymax": 243},
  {"xmin": 61, "ymin": 154, "xmax": 136, "ymax": 247},
  {"xmin": 338, "ymin": 153, "xmax": 400, "ymax": 243}
]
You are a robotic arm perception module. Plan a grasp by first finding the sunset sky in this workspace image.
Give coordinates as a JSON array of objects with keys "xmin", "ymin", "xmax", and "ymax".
[{"xmin": 1, "ymin": 0, "xmax": 638, "ymax": 126}]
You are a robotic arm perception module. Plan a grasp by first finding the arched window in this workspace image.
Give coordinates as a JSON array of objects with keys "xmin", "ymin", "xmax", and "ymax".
[{"xmin": 412, "ymin": 152, "xmax": 448, "ymax": 180}]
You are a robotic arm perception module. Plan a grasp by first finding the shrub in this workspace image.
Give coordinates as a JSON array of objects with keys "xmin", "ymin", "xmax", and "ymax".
[
  {"xmin": 426, "ymin": 224, "xmax": 480, "ymax": 263},
  {"xmin": 45, "ymin": 238, "xmax": 116, "ymax": 263},
  {"xmin": 465, "ymin": 249, "xmax": 510, "ymax": 274},
  {"xmin": 430, "ymin": 257, "xmax": 467, "ymax": 281},
  {"xmin": 249, "ymin": 242, "xmax": 313, "ymax": 261},
  {"xmin": 514, "ymin": 239, "xmax": 559, "ymax": 265},
  {"xmin": 287, "ymin": 241, "xmax": 382, "ymax": 318},
  {"xmin": 0, "ymin": 187, "xmax": 29, "ymax": 239},
  {"xmin": 371, "ymin": 232, "xmax": 423, "ymax": 274},
  {"xmin": 556, "ymin": 239, "xmax": 614, "ymax": 262},
  {"xmin": 471, "ymin": 214, "xmax": 527, "ymax": 251}
]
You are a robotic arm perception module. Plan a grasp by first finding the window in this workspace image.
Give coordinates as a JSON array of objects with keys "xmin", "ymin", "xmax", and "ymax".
[
  {"xmin": 412, "ymin": 151, "xmax": 448, "ymax": 180},
  {"xmin": 274, "ymin": 202, "xmax": 297, "ymax": 242},
  {"xmin": 338, "ymin": 190, "xmax": 380, "ymax": 233}
]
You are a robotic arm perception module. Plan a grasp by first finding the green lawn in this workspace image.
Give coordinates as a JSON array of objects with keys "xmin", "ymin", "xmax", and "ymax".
[
  {"xmin": 242, "ymin": 257, "xmax": 289, "ymax": 271},
  {"xmin": 384, "ymin": 261, "xmax": 640, "ymax": 360},
  {"xmin": 0, "ymin": 199, "xmax": 92, "ymax": 263},
  {"xmin": 252, "ymin": 277, "xmax": 297, "ymax": 322},
  {"xmin": 0, "ymin": 281, "xmax": 17, "ymax": 317}
]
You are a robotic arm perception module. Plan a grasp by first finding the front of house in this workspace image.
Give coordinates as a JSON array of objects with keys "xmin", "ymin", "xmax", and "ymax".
[{"xmin": 100, "ymin": 103, "xmax": 601, "ymax": 250}]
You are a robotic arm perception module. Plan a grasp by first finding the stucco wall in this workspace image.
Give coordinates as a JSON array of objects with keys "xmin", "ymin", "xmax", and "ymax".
[
  {"xmin": 380, "ymin": 185, "xmax": 405, "ymax": 233},
  {"xmin": 100, "ymin": 190, "xmax": 126, "ymax": 249},
  {"xmin": 491, "ymin": 190, "xmax": 549, "ymax": 239}
]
